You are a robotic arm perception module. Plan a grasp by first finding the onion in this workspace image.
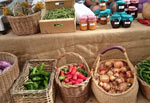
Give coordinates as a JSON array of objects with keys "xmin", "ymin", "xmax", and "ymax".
[
  {"xmin": 127, "ymin": 78, "xmax": 134, "ymax": 84},
  {"xmin": 99, "ymin": 69, "xmax": 108, "ymax": 75},
  {"xmin": 116, "ymin": 78, "xmax": 123, "ymax": 84},
  {"xmin": 120, "ymin": 67, "xmax": 128, "ymax": 72},
  {"xmin": 114, "ymin": 61, "xmax": 124, "ymax": 68},
  {"xmin": 95, "ymin": 73, "xmax": 100, "ymax": 80},
  {"xmin": 100, "ymin": 75, "xmax": 110, "ymax": 83},
  {"xmin": 119, "ymin": 82, "xmax": 128, "ymax": 92},
  {"xmin": 110, "ymin": 76, "xmax": 116, "ymax": 81},
  {"xmin": 126, "ymin": 71, "xmax": 133, "ymax": 78},
  {"xmin": 99, "ymin": 82, "xmax": 104, "ymax": 86},
  {"xmin": 105, "ymin": 61, "xmax": 113, "ymax": 68},
  {"xmin": 119, "ymin": 72, "xmax": 127, "ymax": 79},
  {"xmin": 112, "ymin": 68, "xmax": 120, "ymax": 73},
  {"xmin": 114, "ymin": 73, "xmax": 119, "ymax": 77},
  {"xmin": 103, "ymin": 83, "xmax": 111, "ymax": 91},
  {"xmin": 0, "ymin": 61, "xmax": 11, "ymax": 69},
  {"xmin": 99, "ymin": 64, "xmax": 105, "ymax": 71},
  {"xmin": 108, "ymin": 89, "xmax": 116, "ymax": 93},
  {"xmin": 107, "ymin": 70, "xmax": 113, "ymax": 76}
]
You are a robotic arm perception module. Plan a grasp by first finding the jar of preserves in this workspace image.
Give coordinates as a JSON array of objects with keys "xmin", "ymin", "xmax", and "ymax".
[
  {"xmin": 129, "ymin": 0, "xmax": 139, "ymax": 8},
  {"xmin": 79, "ymin": 16, "xmax": 88, "ymax": 31},
  {"xmin": 88, "ymin": 15, "xmax": 97, "ymax": 30},
  {"xmin": 121, "ymin": 14, "xmax": 133, "ymax": 28},
  {"xmin": 99, "ymin": 9, "xmax": 110, "ymax": 25},
  {"xmin": 123, "ymin": 0, "xmax": 130, "ymax": 12},
  {"xmin": 128, "ymin": 6, "xmax": 138, "ymax": 18},
  {"xmin": 110, "ymin": 14, "xmax": 121, "ymax": 28},
  {"xmin": 99, "ymin": 1, "xmax": 107, "ymax": 10},
  {"xmin": 116, "ymin": 0, "xmax": 126, "ymax": 12}
]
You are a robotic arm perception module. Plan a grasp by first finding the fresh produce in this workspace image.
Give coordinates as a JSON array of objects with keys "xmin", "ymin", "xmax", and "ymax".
[
  {"xmin": 58, "ymin": 64, "xmax": 88, "ymax": 86},
  {"xmin": 24, "ymin": 63, "xmax": 51, "ymax": 90},
  {"xmin": 97, "ymin": 60, "xmax": 134, "ymax": 93},
  {"xmin": 137, "ymin": 59, "xmax": 150, "ymax": 85},
  {"xmin": 142, "ymin": 2, "xmax": 150, "ymax": 19},
  {"xmin": 0, "ymin": 61, "xmax": 12, "ymax": 73},
  {"xmin": 43, "ymin": 7, "xmax": 75, "ymax": 20}
]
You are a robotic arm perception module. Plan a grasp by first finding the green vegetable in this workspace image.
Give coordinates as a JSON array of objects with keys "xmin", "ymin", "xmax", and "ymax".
[
  {"xmin": 63, "ymin": 67, "xmax": 69, "ymax": 73},
  {"xmin": 39, "ymin": 63, "xmax": 44, "ymax": 71},
  {"xmin": 137, "ymin": 59, "xmax": 150, "ymax": 85},
  {"xmin": 32, "ymin": 76, "xmax": 43, "ymax": 81},
  {"xmin": 77, "ymin": 67, "xmax": 88, "ymax": 77},
  {"xmin": 59, "ymin": 76, "xmax": 66, "ymax": 81},
  {"xmin": 44, "ymin": 7, "xmax": 75, "ymax": 20}
]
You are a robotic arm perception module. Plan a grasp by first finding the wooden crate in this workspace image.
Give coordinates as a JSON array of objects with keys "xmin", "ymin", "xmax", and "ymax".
[{"xmin": 39, "ymin": 0, "xmax": 76, "ymax": 34}]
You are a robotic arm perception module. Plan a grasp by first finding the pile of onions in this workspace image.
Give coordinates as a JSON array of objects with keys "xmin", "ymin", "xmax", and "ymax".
[
  {"xmin": 97, "ymin": 60, "xmax": 134, "ymax": 93},
  {"xmin": 0, "ymin": 61, "xmax": 12, "ymax": 74}
]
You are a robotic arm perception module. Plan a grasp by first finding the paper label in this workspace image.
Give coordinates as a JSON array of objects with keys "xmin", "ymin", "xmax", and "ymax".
[
  {"xmin": 125, "ymin": 8, "xmax": 128, "ymax": 11},
  {"xmin": 114, "ymin": 22, "xmax": 119, "ymax": 25},
  {"xmin": 131, "ymin": 12, "xmax": 135, "ymax": 15},
  {"xmin": 81, "ymin": 24, "xmax": 87, "ymax": 26},
  {"xmin": 101, "ymin": 17, "xmax": 106, "ymax": 20},
  {"xmin": 99, "ymin": 3, "xmax": 106, "ymax": 6},
  {"xmin": 90, "ymin": 23, "xmax": 95, "ymax": 26},
  {"xmin": 125, "ymin": 22, "xmax": 130, "ymax": 24},
  {"xmin": 119, "ymin": 6, "xmax": 125, "ymax": 9}
]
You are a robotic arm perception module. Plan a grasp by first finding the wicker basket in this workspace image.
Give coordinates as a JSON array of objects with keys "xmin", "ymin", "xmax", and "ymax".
[
  {"xmin": 91, "ymin": 46, "xmax": 139, "ymax": 103},
  {"xmin": 10, "ymin": 59, "xmax": 56, "ymax": 103},
  {"xmin": 7, "ymin": 12, "xmax": 41, "ymax": 36},
  {"xmin": 135, "ymin": 57, "xmax": 150, "ymax": 101},
  {"xmin": 0, "ymin": 52, "xmax": 19, "ymax": 103},
  {"xmin": 55, "ymin": 52, "xmax": 91, "ymax": 103}
]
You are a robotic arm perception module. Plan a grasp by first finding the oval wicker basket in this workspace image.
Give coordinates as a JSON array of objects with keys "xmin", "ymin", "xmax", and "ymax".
[
  {"xmin": 56, "ymin": 52, "xmax": 91, "ymax": 103},
  {"xmin": 135, "ymin": 57, "xmax": 150, "ymax": 101},
  {"xmin": 91, "ymin": 46, "xmax": 139, "ymax": 103},
  {"xmin": 0, "ymin": 52, "xmax": 19, "ymax": 103},
  {"xmin": 7, "ymin": 12, "xmax": 41, "ymax": 36}
]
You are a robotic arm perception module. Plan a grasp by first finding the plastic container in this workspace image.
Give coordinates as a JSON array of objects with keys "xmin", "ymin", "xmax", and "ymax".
[
  {"xmin": 121, "ymin": 14, "xmax": 133, "ymax": 28},
  {"xmin": 79, "ymin": 16, "xmax": 88, "ymax": 31},
  {"xmin": 128, "ymin": 6, "xmax": 138, "ymax": 18},
  {"xmin": 116, "ymin": 0, "xmax": 126, "ymax": 12},
  {"xmin": 110, "ymin": 14, "xmax": 121, "ymax": 28},
  {"xmin": 88, "ymin": 15, "xmax": 97, "ymax": 30}
]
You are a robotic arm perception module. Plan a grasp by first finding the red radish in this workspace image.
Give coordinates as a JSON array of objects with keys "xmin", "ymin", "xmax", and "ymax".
[
  {"xmin": 75, "ymin": 81, "xmax": 80, "ymax": 85},
  {"xmin": 77, "ymin": 79, "xmax": 83, "ymax": 83},
  {"xmin": 60, "ymin": 71, "xmax": 65, "ymax": 76},
  {"xmin": 66, "ymin": 74, "xmax": 73, "ymax": 79},
  {"xmin": 114, "ymin": 61, "xmax": 124, "ymax": 68},
  {"xmin": 79, "ymin": 64, "xmax": 84, "ymax": 68},
  {"xmin": 68, "ymin": 82, "xmax": 73, "ymax": 85},
  {"xmin": 73, "ymin": 73, "xmax": 78, "ymax": 80},
  {"xmin": 64, "ymin": 78, "xmax": 69, "ymax": 83},
  {"xmin": 70, "ymin": 79, "xmax": 76, "ymax": 84},
  {"xmin": 71, "ymin": 66, "xmax": 77, "ymax": 75},
  {"xmin": 69, "ymin": 65, "xmax": 73, "ymax": 73},
  {"xmin": 78, "ymin": 72, "xmax": 87, "ymax": 80}
]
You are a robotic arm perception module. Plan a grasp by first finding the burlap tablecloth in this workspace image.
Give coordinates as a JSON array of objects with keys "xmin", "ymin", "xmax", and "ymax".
[{"xmin": 0, "ymin": 18, "xmax": 150, "ymax": 103}]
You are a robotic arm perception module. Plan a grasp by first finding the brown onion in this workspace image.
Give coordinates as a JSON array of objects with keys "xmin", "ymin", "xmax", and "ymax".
[
  {"xmin": 114, "ymin": 73, "xmax": 119, "ymax": 77},
  {"xmin": 99, "ymin": 64, "xmax": 105, "ymax": 71},
  {"xmin": 112, "ymin": 68, "xmax": 120, "ymax": 73},
  {"xmin": 107, "ymin": 70, "xmax": 113, "ymax": 76},
  {"xmin": 119, "ymin": 72, "xmax": 127, "ymax": 79},
  {"xmin": 116, "ymin": 78, "xmax": 123, "ymax": 84},
  {"xmin": 103, "ymin": 83, "xmax": 111, "ymax": 91},
  {"xmin": 110, "ymin": 76, "xmax": 116, "ymax": 81},
  {"xmin": 105, "ymin": 61, "xmax": 113, "ymax": 68},
  {"xmin": 120, "ymin": 67, "xmax": 128, "ymax": 72},
  {"xmin": 119, "ymin": 82, "xmax": 128, "ymax": 92},
  {"xmin": 99, "ymin": 82, "xmax": 104, "ymax": 87},
  {"xmin": 127, "ymin": 78, "xmax": 134, "ymax": 84},
  {"xmin": 99, "ymin": 69, "xmax": 108, "ymax": 75},
  {"xmin": 100, "ymin": 75, "xmax": 110, "ymax": 83},
  {"xmin": 126, "ymin": 71, "xmax": 133, "ymax": 78},
  {"xmin": 114, "ymin": 61, "xmax": 124, "ymax": 68}
]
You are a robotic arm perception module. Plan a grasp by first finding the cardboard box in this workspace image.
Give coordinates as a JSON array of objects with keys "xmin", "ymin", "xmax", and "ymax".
[{"xmin": 39, "ymin": 0, "xmax": 76, "ymax": 34}]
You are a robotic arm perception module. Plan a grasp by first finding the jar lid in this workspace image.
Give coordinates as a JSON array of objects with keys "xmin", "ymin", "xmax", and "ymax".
[
  {"xmin": 79, "ymin": 16, "xmax": 88, "ymax": 21},
  {"xmin": 88, "ymin": 15, "xmax": 96, "ymax": 20},
  {"xmin": 99, "ymin": 0, "xmax": 108, "ymax": 2},
  {"xmin": 94, "ymin": 9, "xmax": 100, "ymax": 15},
  {"xmin": 114, "ymin": 11, "xmax": 126, "ymax": 16},
  {"xmin": 121, "ymin": 14, "xmax": 133, "ymax": 21},
  {"xmin": 128, "ymin": 6, "xmax": 137, "ymax": 11},
  {"xmin": 130, "ymin": 0, "xmax": 139, "ymax": 3},
  {"xmin": 110, "ymin": 14, "xmax": 121, "ymax": 21},
  {"xmin": 116, "ymin": 0, "xmax": 126, "ymax": 5}
]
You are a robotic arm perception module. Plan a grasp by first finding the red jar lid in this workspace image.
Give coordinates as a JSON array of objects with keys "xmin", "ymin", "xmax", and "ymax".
[
  {"xmin": 80, "ymin": 16, "xmax": 88, "ymax": 22},
  {"xmin": 128, "ymin": 6, "xmax": 137, "ymax": 11},
  {"xmin": 88, "ymin": 15, "xmax": 97, "ymax": 21}
]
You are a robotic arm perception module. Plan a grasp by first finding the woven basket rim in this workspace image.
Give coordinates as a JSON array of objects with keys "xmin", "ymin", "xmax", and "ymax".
[
  {"xmin": 0, "ymin": 52, "xmax": 18, "ymax": 76},
  {"xmin": 7, "ymin": 11, "xmax": 41, "ymax": 19},
  {"xmin": 11, "ymin": 59, "xmax": 56, "ymax": 95},
  {"xmin": 56, "ymin": 63, "xmax": 91, "ymax": 88},
  {"xmin": 92, "ymin": 59, "xmax": 137, "ymax": 97}
]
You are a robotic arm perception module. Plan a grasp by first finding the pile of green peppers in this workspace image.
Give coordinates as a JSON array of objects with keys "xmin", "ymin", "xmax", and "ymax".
[
  {"xmin": 24, "ymin": 63, "xmax": 51, "ymax": 90},
  {"xmin": 43, "ymin": 7, "xmax": 75, "ymax": 20},
  {"xmin": 137, "ymin": 59, "xmax": 150, "ymax": 85}
]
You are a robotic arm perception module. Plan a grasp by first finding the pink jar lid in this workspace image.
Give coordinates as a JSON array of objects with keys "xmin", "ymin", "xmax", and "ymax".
[
  {"xmin": 130, "ymin": 0, "xmax": 139, "ymax": 3},
  {"xmin": 79, "ymin": 16, "xmax": 88, "ymax": 22},
  {"xmin": 88, "ymin": 15, "xmax": 97, "ymax": 21},
  {"xmin": 128, "ymin": 6, "xmax": 137, "ymax": 11}
]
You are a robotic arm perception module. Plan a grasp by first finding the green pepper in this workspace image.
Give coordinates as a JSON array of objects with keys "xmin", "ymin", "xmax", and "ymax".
[
  {"xmin": 63, "ymin": 67, "xmax": 69, "ymax": 73},
  {"xmin": 43, "ymin": 80, "xmax": 48, "ymax": 88},
  {"xmin": 39, "ymin": 63, "xmax": 44, "ymax": 71},
  {"xmin": 39, "ymin": 71, "xmax": 51, "ymax": 77},
  {"xmin": 59, "ymin": 76, "xmax": 66, "ymax": 81},
  {"xmin": 32, "ymin": 76, "xmax": 43, "ymax": 81},
  {"xmin": 77, "ymin": 68, "xmax": 88, "ymax": 77}
]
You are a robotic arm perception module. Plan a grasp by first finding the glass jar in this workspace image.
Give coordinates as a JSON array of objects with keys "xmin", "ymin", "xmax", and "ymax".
[
  {"xmin": 128, "ymin": 6, "xmax": 138, "ymax": 18},
  {"xmin": 121, "ymin": 14, "xmax": 133, "ymax": 28},
  {"xmin": 116, "ymin": 0, "xmax": 126, "ymax": 12},
  {"xmin": 79, "ymin": 16, "xmax": 88, "ymax": 31},
  {"xmin": 88, "ymin": 15, "xmax": 97, "ymax": 30},
  {"xmin": 123, "ymin": 0, "xmax": 130, "ymax": 12},
  {"xmin": 129, "ymin": 0, "xmax": 139, "ymax": 8},
  {"xmin": 110, "ymin": 14, "xmax": 121, "ymax": 28},
  {"xmin": 99, "ymin": 10, "xmax": 109, "ymax": 25}
]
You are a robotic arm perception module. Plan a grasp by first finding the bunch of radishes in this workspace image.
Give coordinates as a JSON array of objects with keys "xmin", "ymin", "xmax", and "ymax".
[
  {"xmin": 96, "ymin": 60, "xmax": 134, "ymax": 93},
  {"xmin": 0, "ymin": 61, "xmax": 12, "ymax": 74},
  {"xmin": 59, "ymin": 64, "xmax": 88, "ymax": 85}
]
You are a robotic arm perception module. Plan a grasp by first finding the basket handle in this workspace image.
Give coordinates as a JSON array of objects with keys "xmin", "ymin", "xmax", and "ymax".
[
  {"xmin": 56, "ymin": 52, "xmax": 90, "ymax": 73},
  {"xmin": 93, "ymin": 46, "xmax": 135, "ymax": 75}
]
